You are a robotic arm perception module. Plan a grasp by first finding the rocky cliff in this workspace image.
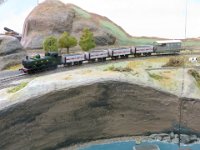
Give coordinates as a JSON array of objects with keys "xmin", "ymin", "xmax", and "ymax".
[
  {"xmin": 0, "ymin": 81, "xmax": 181, "ymax": 150},
  {"xmin": 1, "ymin": 80, "xmax": 200, "ymax": 150},
  {"xmin": 0, "ymin": 35, "xmax": 25, "ymax": 70},
  {"xmin": 21, "ymin": 0, "xmax": 125, "ymax": 49}
]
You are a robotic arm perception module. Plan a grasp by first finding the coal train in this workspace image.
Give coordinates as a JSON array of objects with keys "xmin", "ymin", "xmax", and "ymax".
[{"xmin": 20, "ymin": 40, "xmax": 182, "ymax": 74}]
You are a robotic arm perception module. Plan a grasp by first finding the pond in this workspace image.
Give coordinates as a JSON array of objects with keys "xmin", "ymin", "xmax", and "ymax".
[{"xmin": 79, "ymin": 140, "xmax": 200, "ymax": 150}]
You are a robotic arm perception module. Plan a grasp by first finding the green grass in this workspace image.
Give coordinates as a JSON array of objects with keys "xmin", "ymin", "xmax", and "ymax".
[
  {"xmin": 131, "ymin": 37, "xmax": 159, "ymax": 45},
  {"xmin": 73, "ymin": 7, "xmax": 91, "ymax": 18},
  {"xmin": 188, "ymin": 69, "xmax": 200, "ymax": 88},
  {"xmin": 99, "ymin": 20, "xmax": 164, "ymax": 46},
  {"xmin": 104, "ymin": 65, "xmax": 132, "ymax": 72},
  {"xmin": 100, "ymin": 21, "xmax": 128, "ymax": 39},
  {"xmin": 8, "ymin": 82, "xmax": 28, "ymax": 93},
  {"xmin": 148, "ymin": 73, "xmax": 164, "ymax": 80},
  {"xmin": 183, "ymin": 40, "xmax": 200, "ymax": 47},
  {"xmin": 100, "ymin": 20, "xmax": 135, "ymax": 45}
]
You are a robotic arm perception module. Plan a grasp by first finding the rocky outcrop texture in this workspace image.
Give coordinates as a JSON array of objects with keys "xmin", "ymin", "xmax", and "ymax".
[
  {"xmin": 0, "ymin": 35, "xmax": 25, "ymax": 70},
  {"xmin": 0, "ymin": 81, "xmax": 182, "ymax": 150},
  {"xmin": 148, "ymin": 133, "xmax": 200, "ymax": 144},
  {"xmin": 21, "ymin": 0, "xmax": 121, "ymax": 49}
]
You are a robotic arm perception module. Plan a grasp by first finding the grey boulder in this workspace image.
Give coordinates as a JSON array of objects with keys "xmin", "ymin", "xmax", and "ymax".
[
  {"xmin": 0, "ymin": 35, "xmax": 26, "ymax": 70},
  {"xmin": 0, "ymin": 35, "xmax": 22, "ymax": 55}
]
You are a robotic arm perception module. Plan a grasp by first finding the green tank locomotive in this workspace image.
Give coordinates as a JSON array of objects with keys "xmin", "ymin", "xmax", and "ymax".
[{"xmin": 20, "ymin": 52, "xmax": 61, "ymax": 74}]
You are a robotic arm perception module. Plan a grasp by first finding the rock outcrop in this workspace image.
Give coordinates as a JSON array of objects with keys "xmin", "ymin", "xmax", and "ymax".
[
  {"xmin": 21, "ymin": 0, "xmax": 117, "ymax": 49},
  {"xmin": 0, "ymin": 35, "xmax": 25, "ymax": 70},
  {"xmin": 148, "ymin": 132, "xmax": 200, "ymax": 144},
  {"xmin": 0, "ymin": 81, "xmax": 180, "ymax": 150}
]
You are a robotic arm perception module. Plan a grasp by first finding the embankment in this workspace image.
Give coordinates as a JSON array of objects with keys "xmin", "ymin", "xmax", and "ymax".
[{"xmin": 0, "ymin": 81, "xmax": 199, "ymax": 150}]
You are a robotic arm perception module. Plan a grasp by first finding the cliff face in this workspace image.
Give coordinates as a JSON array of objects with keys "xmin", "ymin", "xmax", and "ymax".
[
  {"xmin": 21, "ymin": 0, "xmax": 119, "ymax": 49},
  {"xmin": 0, "ymin": 81, "xmax": 182, "ymax": 150},
  {"xmin": 0, "ymin": 35, "xmax": 25, "ymax": 70}
]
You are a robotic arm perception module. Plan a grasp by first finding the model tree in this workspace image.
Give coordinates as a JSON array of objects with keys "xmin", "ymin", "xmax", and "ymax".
[
  {"xmin": 58, "ymin": 32, "xmax": 77, "ymax": 54},
  {"xmin": 79, "ymin": 28, "xmax": 96, "ymax": 52},
  {"xmin": 43, "ymin": 36, "xmax": 58, "ymax": 53}
]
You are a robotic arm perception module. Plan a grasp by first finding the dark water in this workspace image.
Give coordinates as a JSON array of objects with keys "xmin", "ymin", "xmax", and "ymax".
[{"xmin": 79, "ymin": 140, "xmax": 200, "ymax": 150}]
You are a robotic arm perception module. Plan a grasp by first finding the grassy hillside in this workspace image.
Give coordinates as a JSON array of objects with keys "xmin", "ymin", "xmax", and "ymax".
[{"xmin": 69, "ymin": 4, "xmax": 200, "ymax": 48}]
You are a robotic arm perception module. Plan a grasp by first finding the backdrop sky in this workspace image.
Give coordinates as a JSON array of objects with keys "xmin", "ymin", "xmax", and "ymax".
[{"xmin": 0, "ymin": 0, "xmax": 199, "ymax": 39}]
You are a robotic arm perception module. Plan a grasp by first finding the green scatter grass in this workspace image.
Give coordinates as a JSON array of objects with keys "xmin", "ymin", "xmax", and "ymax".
[
  {"xmin": 148, "ymin": 73, "xmax": 164, "ymax": 80},
  {"xmin": 100, "ymin": 20, "xmax": 162, "ymax": 46},
  {"xmin": 8, "ymin": 82, "xmax": 28, "ymax": 93},
  {"xmin": 188, "ymin": 69, "xmax": 200, "ymax": 88},
  {"xmin": 100, "ymin": 20, "xmax": 129, "ymax": 39},
  {"xmin": 73, "ymin": 7, "xmax": 91, "ymax": 18},
  {"xmin": 183, "ymin": 40, "xmax": 200, "ymax": 47}
]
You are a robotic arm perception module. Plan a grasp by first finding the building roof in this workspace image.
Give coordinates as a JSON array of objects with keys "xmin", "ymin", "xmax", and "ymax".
[{"xmin": 155, "ymin": 40, "xmax": 182, "ymax": 44}]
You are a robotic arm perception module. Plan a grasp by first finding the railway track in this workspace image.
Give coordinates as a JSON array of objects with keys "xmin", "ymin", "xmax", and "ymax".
[
  {"xmin": 0, "ymin": 72, "xmax": 27, "ymax": 85},
  {"xmin": 0, "ymin": 52, "xmax": 200, "ymax": 88}
]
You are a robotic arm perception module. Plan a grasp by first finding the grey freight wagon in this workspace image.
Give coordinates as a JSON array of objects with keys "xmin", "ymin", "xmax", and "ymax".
[{"xmin": 153, "ymin": 40, "xmax": 182, "ymax": 54}]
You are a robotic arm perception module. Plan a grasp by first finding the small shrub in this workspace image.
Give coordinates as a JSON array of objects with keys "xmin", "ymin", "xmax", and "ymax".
[
  {"xmin": 79, "ymin": 28, "xmax": 96, "ymax": 52},
  {"xmin": 188, "ymin": 69, "xmax": 200, "ymax": 87},
  {"xmin": 148, "ymin": 73, "xmax": 164, "ymax": 80},
  {"xmin": 105, "ymin": 65, "xmax": 115, "ymax": 71},
  {"xmin": 104, "ymin": 65, "xmax": 132, "ymax": 72},
  {"xmin": 163, "ymin": 57, "xmax": 185, "ymax": 67},
  {"xmin": 43, "ymin": 36, "xmax": 58, "ymax": 53},
  {"xmin": 8, "ymin": 82, "xmax": 28, "ymax": 93}
]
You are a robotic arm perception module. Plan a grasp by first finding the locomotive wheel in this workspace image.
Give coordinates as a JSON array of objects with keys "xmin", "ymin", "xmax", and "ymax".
[
  {"xmin": 74, "ymin": 62, "xmax": 79, "ymax": 65},
  {"xmin": 90, "ymin": 59, "xmax": 96, "ymax": 63},
  {"xmin": 125, "ymin": 55, "xmax": 129, "ymax": 58},
  {"xmin": 98, "ymin": 58, "xmax": 104, "ymax": 62},
  {"xmin": 27, "ymin": 69, "xmax": 34, "ymax": 74},
  {"xmin": 120, "ymin": 55, "xmax": 125, "ymax": 59},
  {"xmin": 112, "ymin": 56, "xmax": 118, "ymax": 60},
  {"xmin": 52, "ymin": 65, "xmax": 57, "ymax": 69},
  {"xmin": 79, "ymin": 61, "xmax": 83, "ymax": 65},
  {"xmin": 134, "ymin": 54, "xmax": 141, "ymax": 57},
  {"xmin": 65, "ymin": 63, "xmax": 72, "ymax": 67}
]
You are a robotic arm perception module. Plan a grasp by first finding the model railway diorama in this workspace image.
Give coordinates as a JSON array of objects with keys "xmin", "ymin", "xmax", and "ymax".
[{"xmin": 20, "ymin": 40, "xmax": 182, "ymax": 74}]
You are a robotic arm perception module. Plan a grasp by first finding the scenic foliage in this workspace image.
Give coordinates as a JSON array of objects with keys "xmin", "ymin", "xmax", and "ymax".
[
  {"xmin": 43, "ymin": 36, "xmax": 58, "ymax": 52},
  {"xmin": 79, "ymin": 28, "xmax": 96, "ymax": 52},
  {"xmin": 58, "ymin": 32, "xmax": 77, "ymax": 54}
]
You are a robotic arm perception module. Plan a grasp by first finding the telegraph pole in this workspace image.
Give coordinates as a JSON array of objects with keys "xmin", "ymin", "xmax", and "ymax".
[
  {"xmin": 178, "ymin": 2, "xmax": 188, "ymax": 149},
  {"xmin": 184, "ymin": 0, "xmax": 188, "ymax": 39}
]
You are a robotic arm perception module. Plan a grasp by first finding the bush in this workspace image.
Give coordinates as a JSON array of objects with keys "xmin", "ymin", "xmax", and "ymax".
[
  {"xmin": 163, "ymin": 57, "xmax": 185, "ymax": 67},
  {"xmin": 58, "ymin": 32, "xmax": 77, "ymax": 54},
  {"xmin": 43, "ymin": 36, "xmax": 58, "ymax": 52},
  {"xmin": 104, "ymin": 65, "xmax": 132, "ymax": 72},
  {"xmin": 79, "ymin": 28, "xmax": 96, "ymax": 51},
  {"xmin": 148, "ymin": 73, "xmax": 164, "ymax": 80},
  {"xmin": 188, "ymin": 69, "xmax": 200, "ymax": 87}
]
